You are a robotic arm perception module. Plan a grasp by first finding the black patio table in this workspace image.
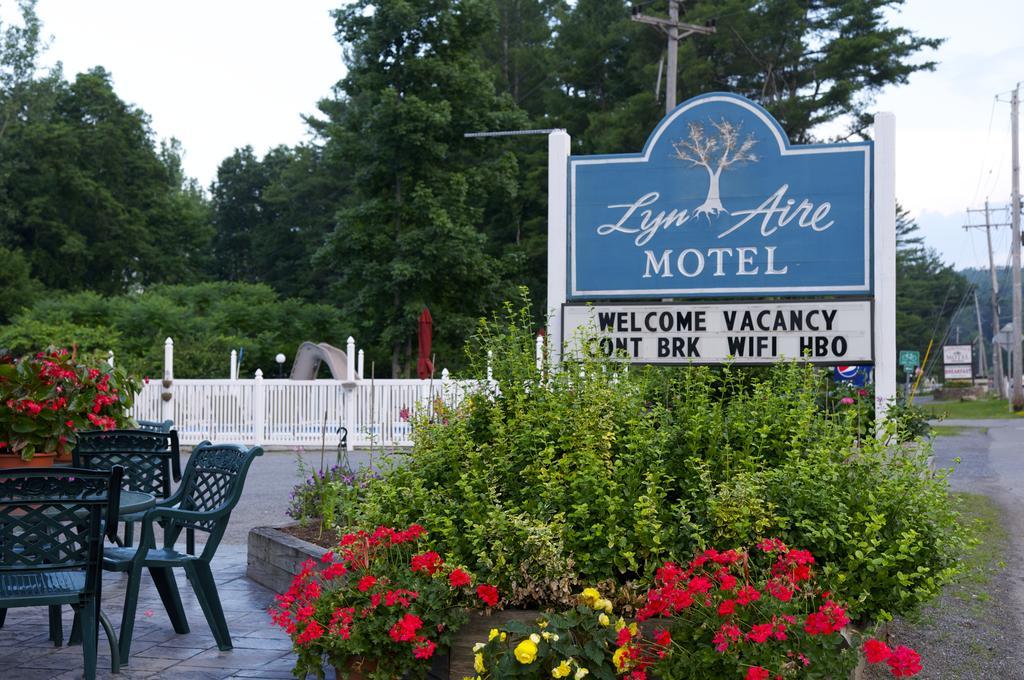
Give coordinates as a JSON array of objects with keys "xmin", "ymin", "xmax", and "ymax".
[{"xmin": 49, "ymin": 489, "xmax": 156, "ymax": 649}]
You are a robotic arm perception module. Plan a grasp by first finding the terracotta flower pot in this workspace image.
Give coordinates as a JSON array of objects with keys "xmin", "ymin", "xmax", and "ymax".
[
  {"xmin": 0, "ymin": 452, "xmax": 57, "ymax": 469},
  {"xmin": 334, "ymin": 656, "xmax": 379, "ymax": 679}
]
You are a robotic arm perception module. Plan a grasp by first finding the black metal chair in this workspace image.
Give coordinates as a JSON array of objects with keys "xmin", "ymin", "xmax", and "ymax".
[
  {"xmin": 0, "ymin": 467, "xmax": 124, "ymax": 679},
  {"xmin": 73, "ymin": 428, "xmax": 182, "ymax": 548},
  {"xmin": 103, "ymin": 442, "xmax": 262, "ymax": 665}
]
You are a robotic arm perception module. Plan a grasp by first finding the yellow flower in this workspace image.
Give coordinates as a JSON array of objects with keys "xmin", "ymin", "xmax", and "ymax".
[
  {"xmin": 574, "ymin": 668, "xmax": 590, "ymax": 680},
  {"xmin": 529, "ymin": 633, "xmax": 541, "ymax": 644},
  {"xmin": 615, "ymin": 617, "xmax": 626, "ymax": 631},
  {"xmin": 489, "ymin": 628, "xmax": 499, "ymax": 640},
  {"xmin": 542, "ymin": 631, "xmax": 553, "ymax": 640},
  {"xmin": 628, "ymin": 622, "xmax": 639, "ymax": 636},
  {"xmin": 598, "ymin": 613, "xmax": 610, "ymax": 627},
  {"xmin": 538, "ymin": 619, "xmax": 548, "ymax": 628},
  {"xmin": 473, "ymin": 642, "xmax": 485, "ymax": 653},
  {"xmin": 552, "ymin": 660, "xmax": 572, "ymax": 678},
  {"xmin": 594, "ymin": 598, "xmax": 613, "ymax": 614},
  {"xmin": 514, "ymin": 639, "xmax": 538, "ymax": 664},
  {"xmin": 474, "ymin": 653, "xmax": 486, "ymax": 674},
  {"xmin": 580, "ymin": 587, "xmax": 600, "ymax": 606},
  {"xmin": 612, "ymin": 647, "xmax": 628, "ymax": 670}
]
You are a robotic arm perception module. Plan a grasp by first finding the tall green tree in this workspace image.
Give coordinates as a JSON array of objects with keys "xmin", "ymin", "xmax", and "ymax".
[
  {"xmin": 209, "ymin": 143, "xmax": 349, "ymax": 298},
  {"xmin": 315, "ymin": 0, "xmax": 526, "ymax": 376},
  {"xmin": 1, "ymin": 66, "xmax": 211, "ymax": 293},
  {"xmin": 895, "ymin": 209, "xmax": 969, "ymax": 378}
]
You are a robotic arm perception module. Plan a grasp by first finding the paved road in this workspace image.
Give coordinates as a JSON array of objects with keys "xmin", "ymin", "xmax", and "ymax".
[{"xmin": 932, "ymin": 419, "xmax": 1024, "ymax": 631}]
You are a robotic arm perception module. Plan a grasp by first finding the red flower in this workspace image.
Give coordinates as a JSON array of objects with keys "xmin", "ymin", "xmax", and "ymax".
[
  {"xmin": 388, "ymin": 613, "xmax": 424, "ymax": 642},
  {"xmin": 357, "ymin": 575, "xmax": 377, "ymax": 592},
  {"xmin": 296, "ymin": 620, "xmax": 324, "ymax": 645},
  {"xmin": 736, "ymin": 585, "xmax": 761, "ymax": 606},
  {"xmin": 412, "ymin": 638, "xmax": 436, "ymax": 659},
  {"xmin": 712, "ymin": 623, "xmax": 742, "ymax": 652},
  {"xmin": 448, "ymin": 568, "xmax": 471, "ymax": 588},
  {"xmin": 718, "ymin": 599, "xmax": 736, "ymax": 616},
  {"xmin": 476, "ymin": 584, "xmax": 499, "ymax": 607},
  {"xmin": 745, "ymin": 623, "xmax": 773, "ymax": 644},
  {"xmin": 864, "ymin": 638, "xmax": 892, "ymax": 664},
  {"xmin": 745, "ymin": 667, "xmax": 770, "ymax": 680},
  {"xmin": 886, "ymin": 646, "xmax": 922, "ymax": 677},
  {"xmin": 410, "ymin": 551, "xmax": 443, "ymax": 574},
  {"xmin": 653, "ymin": 628, "xmax": 671, "ymax": 646},
  {"xmin": 616, "ymin": 627, "xmax": 633, "ymax": 647}
]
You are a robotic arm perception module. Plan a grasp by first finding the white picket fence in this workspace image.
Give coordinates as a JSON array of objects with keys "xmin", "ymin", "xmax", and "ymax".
[
  {"xmin": 121, "ymin": 335, "xmax": 541, "ymax": 450},
  {"xmin": 130, "ymin": 375, "xmax": 476, "ymax": 449}
]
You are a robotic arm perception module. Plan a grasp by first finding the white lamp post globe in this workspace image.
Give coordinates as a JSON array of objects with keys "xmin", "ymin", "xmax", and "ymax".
[{"xmin": 275, "ymin": 353, "xmax": 286, "ymax": 364}]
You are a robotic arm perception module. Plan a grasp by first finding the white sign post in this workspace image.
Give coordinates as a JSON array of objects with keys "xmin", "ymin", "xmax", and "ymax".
[
  {"xmin": 546, "ymin": 129, "xmax": 571, "ymax": 366},
  {"xmin": 873, "ymin": 112, "xmax": 897, "ymax": 427}
]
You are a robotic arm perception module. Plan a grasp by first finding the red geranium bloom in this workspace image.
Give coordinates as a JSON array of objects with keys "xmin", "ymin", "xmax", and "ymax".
[
  {"xmin": 476, "ymin": 584, "xmax": 499, "ymax": 607},
  {"xmin": 864, "ymin": 638, "xmax": 892, "ymax": 664},
  {"xmin": 886, "ymin": 646, "xmax": 922, "ymax": 677},
  {"xmin": 357, "ymin": 575, "xmax": 377, "ymax": 592},
  {"xmin": 412, "ymin": 638, "xmax": 436, "ymax": 659},
  {"xmin": 448, "ymin": 568, "xmax": 471, "ymax": 588},
  {"xmin": 411, "ymin": 551, "xmax": 443, "ymax": 575},
  {"xmin": 745, "ymin": 667, "xmax": 770, "ymax": 680}
]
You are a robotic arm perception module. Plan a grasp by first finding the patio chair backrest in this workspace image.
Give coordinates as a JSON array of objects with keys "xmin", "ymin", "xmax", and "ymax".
[
  {"xmin": 136, "ymin": 419, "xmax": 173, "ymax": 433},
  {"xmin": 164, "ymin": 442, "xmax": 262, "ymax": 547},
  {"xmin": 0, "ymin": 467, "xmax": 122, "ymax": 581},
  {"xmin": 73, "ymin": 429, "xmax": 181, "ymax": 500}
]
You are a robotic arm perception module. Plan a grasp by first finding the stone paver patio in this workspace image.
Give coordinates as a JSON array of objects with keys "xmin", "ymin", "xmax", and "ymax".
[
  {"xmin": 0, "ymin": 450, "xmax": 376, "ymax": 680},
  {"xmin": 0, "ymin": 545, "xmax": 301, "ymax": 680}
]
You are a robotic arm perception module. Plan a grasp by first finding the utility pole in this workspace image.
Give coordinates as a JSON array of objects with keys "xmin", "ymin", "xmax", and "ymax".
[
  {"xmin": 965, "ymin": 201, "xmax": 1011, "ymax": 398},
  {"xmin": 974, "ymin": 290, "xmax": 989, "ymax": 378},
  {"xmin": 1011, "ymin": 84, "xmax": 1023, "ymax": 409},
  {"xmin": 631, "ymin": 1, "xmax": 716, "ymax": 115}
]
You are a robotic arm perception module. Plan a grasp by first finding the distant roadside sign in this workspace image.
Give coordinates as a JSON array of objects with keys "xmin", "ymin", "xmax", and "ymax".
[
  {"xmin": 898, "ymin": 350, "xmax": 920, "ymax": 369},
  {"xmin": 942, "ymin": 345, "xmax": 972, "ymax": 365},
  {"xmin": 995, "ymin": 324, "xmax": 1014, "ymax": 351},
  {"xmin": 944, "ymin": 364, "xmax": 972, "ymax": 381}
]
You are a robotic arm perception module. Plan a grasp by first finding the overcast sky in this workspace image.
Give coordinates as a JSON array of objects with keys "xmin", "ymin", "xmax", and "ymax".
[{"xmin": 11, "ymin": 0, "xmax": 1024, "ymax": 270}]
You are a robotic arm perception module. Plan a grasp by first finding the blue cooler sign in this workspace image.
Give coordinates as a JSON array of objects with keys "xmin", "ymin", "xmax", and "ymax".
[{"xmin": 569, "ymin": 93, "xmax": 872, "ymax": 299}]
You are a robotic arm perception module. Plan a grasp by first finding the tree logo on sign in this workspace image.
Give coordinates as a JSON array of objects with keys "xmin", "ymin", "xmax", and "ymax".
[{"xmin": 672, "ymin": 119, "xmax": 758, "ymax": 218}]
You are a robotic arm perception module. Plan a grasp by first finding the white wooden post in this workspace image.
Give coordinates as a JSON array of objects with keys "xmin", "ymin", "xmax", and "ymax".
[
  {"xmin": 230, "ymin": 350, "xmax": 238, "ymax": 381},
  {"xmin": 161, "ymin": 337, "xmax": 174, "ymax": 424},
  {"xmin": 873, "ymin": 112, "xmax": 897, "ymax": 428},
  {"xmin": 357, "ymin": 349, "xmax": 365, "ymax": 380},
  {"xmin": 441, "ymin": 368, "xmax": 451, "ymax": 411},
  {"xmin": 346, "ymin": 336, "xmax": 356, "ymax": 380},
  {"xmin": 486, "ymin": 350, "xmax": 493, "ymax": 383},
  {"xmin": 535, "ymin": 334, "xmax": 544, "ymax": 375},
  {"xmin": 253, "ymin": 369, "xmax": 266, "ymax": 446},
  {"xmin": 107, "ymin": 350, "xmax": 114, "ymax": 368},
  {"xmin": 547, "ymin": 129, "xmax": 571, "ymax": 366}
]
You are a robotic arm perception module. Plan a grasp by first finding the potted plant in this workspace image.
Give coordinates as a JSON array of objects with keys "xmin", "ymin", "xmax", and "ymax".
[
  {"xmin": 0, "ymin": 349, "xmax": 137, "ymax": 466},
  {"xmin": 269, "ymin": 524, "xmax": 502, "ymax": 679}
]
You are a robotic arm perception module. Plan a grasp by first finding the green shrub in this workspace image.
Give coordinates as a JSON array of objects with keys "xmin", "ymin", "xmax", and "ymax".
[{"xmin": 340, "ymin": 298, "xmax": 968, "ymax": 625}]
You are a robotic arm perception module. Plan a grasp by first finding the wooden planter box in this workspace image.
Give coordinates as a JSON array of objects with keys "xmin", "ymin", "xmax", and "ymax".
[
  {"xmin": 247, "ymin": 524, "xmax": 330, "ymax": 594},
  {"xmin": 247, "ymin": 525, "xmax": 541, "ymax": 678}
]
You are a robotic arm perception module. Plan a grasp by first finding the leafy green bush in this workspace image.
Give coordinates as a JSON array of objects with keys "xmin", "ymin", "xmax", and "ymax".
[
  {"xmin": 339, "ymin": 299, "xmax": 968, "ymax": 625},
  {"xmin": 0, "ymin": 282, "xmax": 351, "ymax": 378}
]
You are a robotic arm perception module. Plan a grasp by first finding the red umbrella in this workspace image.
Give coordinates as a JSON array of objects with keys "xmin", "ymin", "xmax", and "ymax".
[{"xmin": 417, "ymin": 307, "xmax": 434, "ymax": 379}]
